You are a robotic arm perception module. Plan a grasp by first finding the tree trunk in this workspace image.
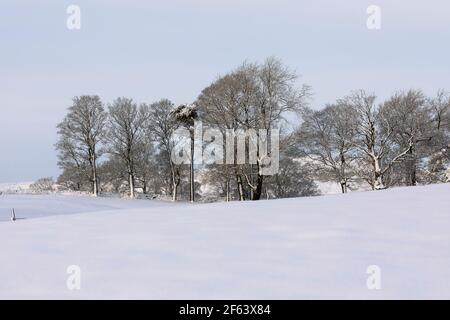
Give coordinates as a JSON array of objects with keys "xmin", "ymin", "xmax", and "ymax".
[
  {"xmin": 252, "ymin": 173, "xmax": 264, "ymax": 200},
  {"xmin": 249, "ymin": 167, "xmax": 255, "ymax": 199},
  {"xmin": 189, "ymin": 133, "xmax": 195, "ymax": 202},
  {"xmin": 340, "ymin": 181, "xmax": 347, "ymax": 194},
  {"xmin": 340, "ymin": 152, "xmax": 347, "ymax": 193},
  {"xmin": 410, "ymin": 165, "xmax": 417, "ymax": 186},
  {"xmin": 373, "ymin": 157, "xmax": 385, "ymax": 190},
  {"xmin": 142, "ymin": 180, "xmax": 147, "ymax": 195},
  {"xmin": 225, "ymin": 179, "xmax": 230, "ymax": 202},
  {"xmin": 172, "ymin": 182, "xmax": 178, "ymax": 201},
  {"xmin": 169, "ymin": 160, "xmax": 179, "ymax": 201},
  {"xmin": 172, "ymin": 172, "xmax": 180, "ymax": 202},
  {"xmin": 236, "ymin": 174, "xmax": 245, "ymax": 201},
  {"xmin": 92, "ymin": 152, "xmax": 99, "ymax": 197},
  {"xmin": 408, "ymin": 147, "xmax": 417, "ymax": 186},
  {"xmin": 129, "ymin": 173, "xmax": 135, "ymax": 198}
]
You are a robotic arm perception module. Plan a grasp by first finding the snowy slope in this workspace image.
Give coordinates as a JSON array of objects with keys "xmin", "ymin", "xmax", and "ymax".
[
  {"xmin": 0, "ymin": 193, "xmax": 176, "ymax": 222},
  {"xmin": 0, "ymin": 184, "xmax": 450, "ymax": 299}
]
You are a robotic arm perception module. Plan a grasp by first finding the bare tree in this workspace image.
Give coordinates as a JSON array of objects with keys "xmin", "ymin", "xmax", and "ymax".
[
  {"xmin": 265, "ymin": 157, "xmax": 319, "ymax": 199},
  {"xmin": 379, "ymin": 90, "xmax": 433, "ymax": 186},
  {"xmin": 196, "ymin": 68, "xmax": 251, "ymax": 201},
  {"xmin": 429, "ymin": 90, "xmax": 450, "ymax": 133},
  {"xmin": 427, "ymin": 90, "xmax": 450, "ymax": 181},
  {"xmin": 145, "ymin": 99, "xmax": 181, "ymax": 201},
  {"xmin": 55, "ymin": 132, "xmax": 90, "ymax": 191},
  {"xmin": 342, "ymin": 90, "xmax": 432, "ymax": 189},
  {"xmin": 107, "ymin": 98, "xmax": 149, "ymax": 198},
  {"xmin": 134, "ymin": 140, "xmax": 156, "ymax": 195},
  {"xmin": 98, "ymin": 155, "xmax": 128, "ymax": 193},
  {"xmin": 341, "ymin": 91, "xmax": 386, "ymax": 189},
  {"xmin": 296, "ymin": 103, "xmax": 358, "ymax": 193},
  {"xmin": 246, "ymin": 58, "xmax": 310, "ymax": 199},
  {"xmin": 199, "ymin": 165, "xmax": 236, "ymax": 202},
  {"xmin": 30, "ymin": 177, "xmax": 54, "ymax": 193},
  {"xmin": 56, "ymin": 95, "xmax": 107, "ymax": 196},
  {"xmin": 197, "ymin": 57, "xmax": 310, "ymax": 200}
]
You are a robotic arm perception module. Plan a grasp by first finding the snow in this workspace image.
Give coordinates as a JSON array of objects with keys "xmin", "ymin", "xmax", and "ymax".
[
  {"xmin": 314, "ymin": 180, "xmax": 373, "ymax": 195},
  {"xmin": 0, "ymin": 193, "xmax": 175, "ymax": 222},
  {"xmin": 314, "ymin": 181, "xmax": 343, "ymax": 194},
  {"xmin": 0, "ymin": 182, "xmax": 32, "ymax": 194},
  {"xmin": 0, "ymin": 183, "xmax": 450, "ymax": 299}
]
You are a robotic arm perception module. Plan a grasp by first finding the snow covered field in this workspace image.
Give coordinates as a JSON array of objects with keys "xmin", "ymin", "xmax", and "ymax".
[
  {"xmin": 0, "ymin": 182, "xmax": 32, "ymax": 194},
  {"xmin": 1, "ymin": 183, "xmax": 450, "ymax": 299},
  {"xmin": 0, "ymin": 193, "xmax": 175, "ymax": 222}
]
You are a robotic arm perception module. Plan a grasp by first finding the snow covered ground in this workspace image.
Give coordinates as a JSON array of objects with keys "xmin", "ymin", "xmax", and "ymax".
[
  {"xmin": 0, "ymin": 183, "xmax": 450, "ymax": 299},
  {"xmin": 0, "ymin": 193, "xmax": 175, "ymax": 222},
  {"xmin": 0, "ymin": 182, "xmax": 32, "ymax": 194}
]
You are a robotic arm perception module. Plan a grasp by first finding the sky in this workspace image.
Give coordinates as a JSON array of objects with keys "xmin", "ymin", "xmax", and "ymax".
[{"xmin": 0, "ymin": 0, "xmax": 449, "ymax": 183}]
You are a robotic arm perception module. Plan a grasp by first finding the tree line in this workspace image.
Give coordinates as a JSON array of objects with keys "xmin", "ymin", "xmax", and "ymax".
[
  {"xmin": 55, "ymin": 57, "xmax": 450, "ymax": 201},
  {"xmin": 297, "ymin": 89, "xmax": 450, "ymax": 192}
]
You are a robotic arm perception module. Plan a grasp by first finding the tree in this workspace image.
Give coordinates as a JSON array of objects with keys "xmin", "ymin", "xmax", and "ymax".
[
  {"xmin": 30, "ymin": 177, "xmax": 54, "ymax": 193},
  {"xmin": 56, "ymin": 95, "xmax": 107, "ymax": 196},
  {"xmin": 145, "ymin": 99, "xmax": 181, "ymax": 201},
  {"xmin": 107, "ymin": 98, "xmax": 148, "ymax": 198},
  {"xmin": 341, "ymin": 91, "xmax": 387, "ymax": 189},
  {"xmin": 98, "ymin": 155, "xmax": 128, "ymax": 193},
  {"xmin": 379, "ymin": 90, "xmax": 433, "ymax": 186},
  {"xmin": 171, "ymin": 104, "xmax": 198, "ymax": 202},
  {"xmin": 429, "ymin": 90, "xmax": 450, "ymax": 134},
  {"xmin": 197, "ymin": 57, "xmax": 310, "ymax": 200},
  {"xmin": 426, "ymin": 90, "xmax": 450, "ymax": 182},
  {"xmin": 200, "ymin": 164, "xmax": 237, "ymax": 202},
  {"xmin": 340, "ymin": 90, "xmax": 435, "ymax": 189},
  {"xmin": 196, "ymin": 67, "xmax": 252, "ymax": 201},
  {"xmin": 134, "ymin": 140, "xmax": 156, "ymax": 195},
  {"xmin": 296, "ymin": 103, "xmax": 357, "ymax": 193},
  {"xmin": 55, "ymin": 133, "xmax": 91, "ymax": 191},
  {"xmin": 265, "ymin": 157, "xmax": 320, "ymax": 199},
  {"xmin": 245, "ymin": 58, "xmax": 310, "ymax": 200}
]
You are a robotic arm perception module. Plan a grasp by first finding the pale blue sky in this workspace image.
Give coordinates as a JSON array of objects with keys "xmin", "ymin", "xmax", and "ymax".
[{"xmin": 1, "ymin": 0, "xmax": 449, "ymax": 182}]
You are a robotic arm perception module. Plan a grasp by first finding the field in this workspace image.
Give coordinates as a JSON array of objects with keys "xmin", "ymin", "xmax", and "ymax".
[{"xmin": 1, "ymin": 184, "xmax": 449, "ymax": 299}]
